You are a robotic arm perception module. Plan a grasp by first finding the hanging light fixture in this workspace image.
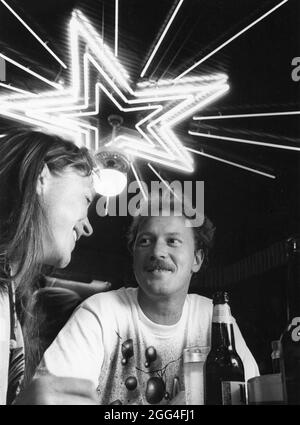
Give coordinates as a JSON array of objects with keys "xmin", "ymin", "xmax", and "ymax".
[{"xmin": 94, "ymin": 114, "xmax": 131, "ymax": 197}]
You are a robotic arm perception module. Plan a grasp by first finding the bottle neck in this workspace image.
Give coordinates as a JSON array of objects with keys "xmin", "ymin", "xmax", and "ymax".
[
  {"xmin": 212, "ymin": 302, "xmax": 232, "ymax": 323},
  {"xmin": 211, "ymin": 303, "xmax": 236, "ymax": 350}
]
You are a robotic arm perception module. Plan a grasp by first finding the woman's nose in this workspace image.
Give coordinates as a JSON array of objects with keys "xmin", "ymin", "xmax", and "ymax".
[{"xmin": 81, "ymin": 217, "xmax": 93, "ymax": 237}]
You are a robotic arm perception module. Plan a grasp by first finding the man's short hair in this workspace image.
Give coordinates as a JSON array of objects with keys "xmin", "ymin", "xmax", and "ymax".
[{"xmin": 127, "ymin": 192, "xmax": 216, "ymax": 266}]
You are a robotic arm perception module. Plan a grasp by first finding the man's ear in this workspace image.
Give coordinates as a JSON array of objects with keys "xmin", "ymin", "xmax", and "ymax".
[
  {"xmin": 36, "ymin": 163, "xmax": 51, "ymax": 196},
  {"xmin": 192, "ymin": 249, "xmax": 204, "ymax": 273}
]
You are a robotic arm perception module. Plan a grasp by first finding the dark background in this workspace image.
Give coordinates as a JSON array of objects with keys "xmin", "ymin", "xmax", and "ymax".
[{"xmin": 0, "ymin": 0, "xmax": 299, "ymax": 373}]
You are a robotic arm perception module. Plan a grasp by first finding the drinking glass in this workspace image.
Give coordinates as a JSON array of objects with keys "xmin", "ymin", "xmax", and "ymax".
[{"xmin": 183, "ymin": 346, "xmax": 210, "ymax": 405}]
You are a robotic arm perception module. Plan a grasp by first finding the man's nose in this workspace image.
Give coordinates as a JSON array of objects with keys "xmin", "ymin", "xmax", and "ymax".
[
  {"xmin": 150, "ymin": 240, "xmax": 167, "ymax": 259},
  {"xmin": 81, "ymin": 217, "xmax": 93, "ymax": 237}
]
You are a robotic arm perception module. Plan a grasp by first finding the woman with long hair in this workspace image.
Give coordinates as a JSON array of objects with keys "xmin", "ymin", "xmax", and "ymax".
[{"xmin": 0, "ymin": 128, "xmax": 99, "ymax": 404}]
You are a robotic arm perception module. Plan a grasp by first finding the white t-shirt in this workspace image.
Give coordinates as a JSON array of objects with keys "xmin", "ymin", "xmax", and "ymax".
[{"xmin": 39, "ymin": 287, "xmax": 260, "ymax": 405}]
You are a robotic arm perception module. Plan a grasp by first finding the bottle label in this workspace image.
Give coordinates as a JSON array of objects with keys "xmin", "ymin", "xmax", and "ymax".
[
  {"xmin": 212, "ymin": 304, "xmax": 233, "ymax": 324},
  {"xmin": 222, "ymin": 381, "xmax": 246, "ymax": 405}
]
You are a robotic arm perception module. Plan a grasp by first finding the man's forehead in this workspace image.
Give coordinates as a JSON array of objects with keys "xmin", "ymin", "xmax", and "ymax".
[{"xmin": 137, "ymin": 215, "xmax": 192, "ymax": 234}]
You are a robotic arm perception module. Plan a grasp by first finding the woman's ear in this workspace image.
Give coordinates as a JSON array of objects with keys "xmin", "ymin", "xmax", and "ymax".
[
  {"xmin": 192, "ymin": 249, "xmax": 204, "ymax": 273},
  {"xmin": 36, "ymin": 163, "xmax": 51, "ymax": 196}
]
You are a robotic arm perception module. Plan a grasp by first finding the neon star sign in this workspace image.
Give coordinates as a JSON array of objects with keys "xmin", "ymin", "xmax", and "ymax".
[{"xmin": 0, "ymin": 9, "xmax": 229, "ymax": 172}]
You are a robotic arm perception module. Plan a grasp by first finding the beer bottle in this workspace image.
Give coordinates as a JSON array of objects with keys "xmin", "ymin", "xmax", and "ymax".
[
  {"xmin": 204, "ymin": 291, "xmax": 245, "ymax": 405},
  {"xmin": 280, "ymin": 237, "xmax": 300, "ymax": 404}
]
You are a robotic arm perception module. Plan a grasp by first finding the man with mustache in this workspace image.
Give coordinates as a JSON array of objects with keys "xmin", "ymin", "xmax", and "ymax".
[{"xmin": 37, "ymin": 193, "xmax": 259, "ymax": 404}]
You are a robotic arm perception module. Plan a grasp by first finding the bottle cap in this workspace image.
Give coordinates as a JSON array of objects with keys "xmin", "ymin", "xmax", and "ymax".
[{"xmin": 213, "ymin": 291, "xmax": 229, "ymax": 305}]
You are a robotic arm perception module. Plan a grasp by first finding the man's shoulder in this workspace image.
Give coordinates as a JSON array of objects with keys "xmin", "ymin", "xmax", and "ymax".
[
  {"xmin": 187, "ymin": 292, "xmax": 212, "ymax": 308},
  {"xmin": 186, "ymin": 293, "xmax": 213, "ymax": 317},
  {"xmin": 81, "ymin": 286, "xmax": 137, "ymax": 311},
  {"xmin": 77, "ymin": 287, "xmax": 138, "ymax": 337}
]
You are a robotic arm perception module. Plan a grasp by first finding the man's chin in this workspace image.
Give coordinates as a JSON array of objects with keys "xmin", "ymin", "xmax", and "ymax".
[{"xmin": 145, "ymin": 279, "xmax": 173, "ymax": 295}]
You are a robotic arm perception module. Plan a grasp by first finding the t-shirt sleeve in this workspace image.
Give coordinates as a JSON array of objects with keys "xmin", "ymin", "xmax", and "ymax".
[
  {"xmin": 233, "ymin": 318, "xmax": 260, "ymax": 382},
  {"xmin": 36, "ymin": 301, "xmax": 104, "ymax": 389}
]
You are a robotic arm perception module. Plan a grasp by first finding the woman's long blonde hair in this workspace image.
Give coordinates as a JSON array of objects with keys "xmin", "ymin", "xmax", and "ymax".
[{"xmin": 0, "ymin": 128, "xmax": 95, "ymax": 382}]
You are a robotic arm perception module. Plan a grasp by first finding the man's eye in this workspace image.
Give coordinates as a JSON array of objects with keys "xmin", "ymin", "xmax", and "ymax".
[
  {"xmin": 168, "ymin": 238, "xmax": 182, "ymax": 246},
  {"xmin": 137, "ymin": 237, "xmax": 151, "ymax": 246}
]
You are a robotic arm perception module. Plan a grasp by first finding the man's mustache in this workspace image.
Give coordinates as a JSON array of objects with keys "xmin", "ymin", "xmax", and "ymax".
[{"xmin": 144, "ymin": 259, "xmax": 175, "ymax": 272}]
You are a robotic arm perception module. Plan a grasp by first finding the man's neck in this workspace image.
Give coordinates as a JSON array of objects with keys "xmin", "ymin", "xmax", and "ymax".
[{"xmin": 137, "ymin": 289, "xmax": 187, "ymax": 325}]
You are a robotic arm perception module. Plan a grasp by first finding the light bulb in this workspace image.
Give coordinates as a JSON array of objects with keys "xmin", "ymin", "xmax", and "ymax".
[{"xmin": 93, "ymin": 168, "xmax": 127, "ymax": 196}]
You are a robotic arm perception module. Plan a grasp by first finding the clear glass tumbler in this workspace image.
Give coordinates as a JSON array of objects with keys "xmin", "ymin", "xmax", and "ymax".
[{"xmin": 183, "ymin": 346, "xmax": 210, "ymax": 405}]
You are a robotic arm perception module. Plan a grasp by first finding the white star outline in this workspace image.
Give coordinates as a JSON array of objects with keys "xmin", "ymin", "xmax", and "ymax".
[{"xmin": 0, "ymin": 9, "xmax": 229, "ymax": 172}]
